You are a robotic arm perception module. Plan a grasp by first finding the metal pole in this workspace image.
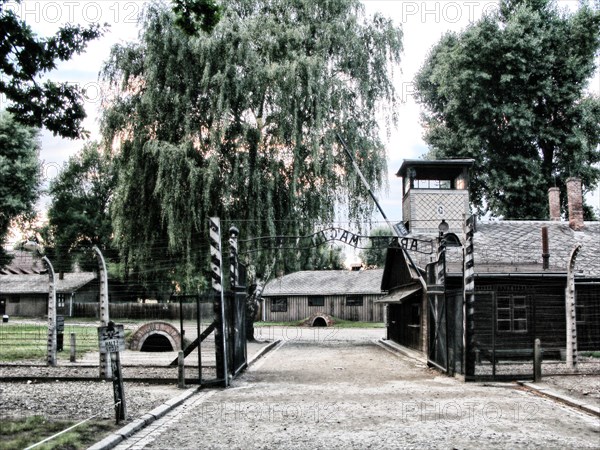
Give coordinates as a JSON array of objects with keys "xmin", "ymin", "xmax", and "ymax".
[
  {"xmin": 93, "ymin": 246, "xmax": 111, "ymax": 379},
  {"xmin": 179, "ymin": 296, "xmax": 184, "ymax": 350},
  {"xmin": 336, "ymin": 133, "xmax": 399, "ymax": 237},
  {"xmin": 42, "ymin": 256, "xmax": 57, "ymax": 367},
  {"xmin": 111, "ymin": 350, "xmax": 126, "ymax": 423},
  {"xmin": 336, "ymin": 132, "xmax": 426, "ymax": 295},
  {"xmin": 197, "ymin": 294, "xmax": 202, "ymax": 385}
]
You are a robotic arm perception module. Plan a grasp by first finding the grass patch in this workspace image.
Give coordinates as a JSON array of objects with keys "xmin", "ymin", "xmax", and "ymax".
[
  {"xmin": 254, "ymin": 320, "xmax": 305, "ymax": 327},
  {"xmin": 579, "ymin": 351, "xmax": 600, "ymax": 358},
  {"xmin": 330, "ymin": 318, "xmax": 385, "ymax": 328},
  {"xmin": 0, "ymin": 415, "xmax": 115, "ymax": 450},
  {"xmin": 254, "ymin": 318, "xmax": 385, "ymax": 328},
  {"xmin": 0, "ymin": 322, "xmax": 103, "ymax": 361}
]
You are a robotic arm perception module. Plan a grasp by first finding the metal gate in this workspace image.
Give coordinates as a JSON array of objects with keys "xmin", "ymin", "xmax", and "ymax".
[
  {"xmin": 427, "ymin": 243, "xmax": 448, "ymax": 372},
  {"xmin": 426, "ymin": 240, "xmax": 463, "ymax": 375},
  {"xmin": 428, "ymin": 292, "xmax": 447, "ymax": 371},
  {"xmin": 427, "ymin": 289, "xmax": 464, "ymax": 375},
  {"xmin": 170, "ymin": 293, "xmax": 218, "ymax": 385},
  {"xmin": 227, "ymin": 291, "xmax": 247, "ymax": 377},
  {"xmin": 446, "ymin": 290, "xmax": 463, "ymax": 376}
]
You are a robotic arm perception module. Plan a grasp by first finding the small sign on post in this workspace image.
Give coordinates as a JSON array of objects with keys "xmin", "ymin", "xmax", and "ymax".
[
  {"xmin": 56, "ymin": 315, "xmax": 65, "ymax": 332},
  {"xmin": 56, "ymin": 315, "xmax": 64, "ymax": 352},
  {"xmin": 98, "ymin": 324, "xmax": 126, "ymax": 353},
  {"xmin": 98, "ymin": 322, "xmax": 126, "ymax": 423}
]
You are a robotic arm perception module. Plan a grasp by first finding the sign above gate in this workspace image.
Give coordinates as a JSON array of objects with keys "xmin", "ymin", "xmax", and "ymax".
[{"xmin": 240, "ymin": 227, "xmax": 433, "ymax": 254}]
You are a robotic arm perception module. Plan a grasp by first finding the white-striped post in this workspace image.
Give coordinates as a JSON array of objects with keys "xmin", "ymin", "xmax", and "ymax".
[
  {"xmin": 229, "ymin": 226, "xmax": 239, "ymax": 290},
  {"xmin": 463, "ymin": 214, "xmax": 476, "ymax": 378},
  {"xmin": 209, "ymin": 217, "xmax": 228, "ymax": 385},
  {"xmin": 566, "ymin": 244, "xmax": 581, "ymax": 372},
  {"xmin": 94, "ymin": 246, "xmax": 111, "ymax": 379},
  {"xmin": 43, "ymin": 256, "xmax": 57, "ymax": 367}
]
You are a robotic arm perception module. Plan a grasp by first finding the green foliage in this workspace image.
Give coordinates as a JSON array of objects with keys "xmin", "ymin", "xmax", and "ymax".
[
  {"xmin": 172, "ymin": 0, "xmax": 222, "ymax": 35},
  {"xmin": 0, "ymin": 0, "xmax": 106, "ymax": 138},
  {"xmin": 415, "ymin": 0, "xmax": 600, "ymax": 219},
  {"xmin": 0, "ymin": 111, "xmax": 40, "ymax": 267},
  {"xmin": 101, "ymin": 0, "xmax": 402, "ymax": 293},
  {"xmin": 359, "ymin": 227, "xmax": 390, "ymax": 268},
  {"xmin": 45, "ymin": 142, "xmax": 117, "ymax": 273},
  {"xmin": 299, "ymin": 244, "xmax": 345, "ymax": 271}
]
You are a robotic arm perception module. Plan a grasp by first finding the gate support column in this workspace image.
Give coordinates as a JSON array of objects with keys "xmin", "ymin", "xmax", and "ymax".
[
  {"xmin": 463, "ymin": 215, "xmax": 476, "ymax": 379},
  {"xmin": 209, "ymin": 217, "xmax": 228, "ymax": 386}
]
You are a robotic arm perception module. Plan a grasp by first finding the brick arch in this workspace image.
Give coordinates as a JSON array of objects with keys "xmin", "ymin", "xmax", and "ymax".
[
  {"xmin": 129, "ymin": 321, "xmax": 182, "ymax": 351},
  {"xmin": 305, "ymin": 313, "xmax": 334, "ymax": 327}
]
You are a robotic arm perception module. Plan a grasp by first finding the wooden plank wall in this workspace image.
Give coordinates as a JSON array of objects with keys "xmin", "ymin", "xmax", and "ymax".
[
  {"xmin": 5, "ymin": 295, "xmax": 47, "ymax": 316},
  {"xmin": 264, "ymin": 295, "xmax": 385, "ymax": 322}
]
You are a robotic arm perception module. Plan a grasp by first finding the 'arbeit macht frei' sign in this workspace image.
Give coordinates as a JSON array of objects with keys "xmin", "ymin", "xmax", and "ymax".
[{"xmin": 241, "ymin": 227, "xmax": 433, "ymax": 254}]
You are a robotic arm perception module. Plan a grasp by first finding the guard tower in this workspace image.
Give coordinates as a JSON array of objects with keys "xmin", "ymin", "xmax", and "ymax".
[{"xmin": 398, "ymin": 159, "xmax": 474, "ymax": 235}]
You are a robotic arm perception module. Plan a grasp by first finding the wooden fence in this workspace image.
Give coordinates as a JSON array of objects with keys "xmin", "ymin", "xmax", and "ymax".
[{"xmin": 73, "ymin": 302, "xmax": 214, "ymax": 321}]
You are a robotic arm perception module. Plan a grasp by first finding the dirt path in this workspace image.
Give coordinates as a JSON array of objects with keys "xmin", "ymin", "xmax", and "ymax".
[{"xmin": 120, "ymin": 331, "xmax": 600, "ymax": 449}]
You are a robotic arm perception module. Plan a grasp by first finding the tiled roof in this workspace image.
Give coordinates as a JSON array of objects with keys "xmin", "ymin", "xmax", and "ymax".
[
  {"xmin": 0, "ymin": 272, "xmax": 97, "ymax": 295},
  {"xmin": 262, "ymin": 269, "xmax": 385, "ymax": 296},
  {"xmin": 0, "ymin": 251, "xmax": 47, "ymax": 274},
  {"xmin": 405, "ymin": 221, "xmax": 600, "ymax": 277}
]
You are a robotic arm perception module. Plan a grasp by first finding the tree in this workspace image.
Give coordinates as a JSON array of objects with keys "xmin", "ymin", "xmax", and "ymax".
[
  {"xmin": 359, "ymin": 227, "xmax": 390, "ymax": 268},
  {"xmin": 0, "ymin": 111, "xmax": 40, "ymax": 267},
  {"xmin": 172, "ymin": 0, "xmax": 222, "ymax": 35},
  {"xmin": 299, "ymin": 244, "xmax": 345, "ymax": 271},
  {"xmin": 100, "ymin": 0, "xmax": 402, "ymax": 292},
  {"xmin": 0, "ymin": 0, "xmax": 105, "ymax": 138},
  {"xmin": 44, "ymin": 142, "xmax": 117, "ymax": 273},
  {"xmin": 415, "ymin": 0, "xmax": 600, "ymax": 219}
]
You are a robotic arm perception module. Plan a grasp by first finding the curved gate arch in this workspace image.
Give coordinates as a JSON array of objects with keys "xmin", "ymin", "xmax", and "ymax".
[{"xmin": 129, "ymin": 321, "xmax": 182, "ymax": 352}]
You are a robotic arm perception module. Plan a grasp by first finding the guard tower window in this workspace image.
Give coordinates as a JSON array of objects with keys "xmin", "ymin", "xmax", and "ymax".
[
  {"xmin": 401, "ymin": 161, "xmax": 473, "ymax": 195},
  {"xmin": 413, "ymin": 179, "xmax": 452, "ymax": 190}
]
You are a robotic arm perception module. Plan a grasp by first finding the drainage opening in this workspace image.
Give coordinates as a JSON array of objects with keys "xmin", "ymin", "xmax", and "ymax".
[
  {"xmin": 312, "ymin": 317, "xmax": 328, "ymax": 327},
  {"xmin": 140, "ymin": 334, "xmax": 174, "ymax": 352}
]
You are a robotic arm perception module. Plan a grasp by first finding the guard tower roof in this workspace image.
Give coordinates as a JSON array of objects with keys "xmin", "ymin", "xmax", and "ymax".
[{"xmin": 397, "ymin": 159, "xmax": 474, "ymax": 179}]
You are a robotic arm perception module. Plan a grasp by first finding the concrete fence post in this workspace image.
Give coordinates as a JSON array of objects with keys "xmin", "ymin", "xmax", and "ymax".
[
  {"xmin": 70, "ymin": 333, "xmax": 76, "ymax": 363},
  {"xmin": 534, "ymin": 338, "xmax": 542, "ymax": 382},
  {"xmin": 178, "ymin": 351, "xmax": 185, "ymax": 388}
]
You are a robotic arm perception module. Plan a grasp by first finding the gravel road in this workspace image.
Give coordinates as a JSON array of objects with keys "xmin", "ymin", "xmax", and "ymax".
[
  {"xmin": 125, "ymin": 332, "xmax": 599, "ymax": 449},
  {"xmin": 0, "ymin": 381, "xmax": 182, "ymax": 422},
  {"xmin": 1, "ymin": 327, "xmax": 598, "ymax": 449}
]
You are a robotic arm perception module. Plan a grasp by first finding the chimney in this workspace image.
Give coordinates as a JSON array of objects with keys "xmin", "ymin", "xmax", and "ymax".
[
  {"xmin": 541, "ymin": 226, "xmax": 549, "ymax": 269},
  {"xmin": 566, "ymin": 177, "xmax": 584, "ymax": 231},
  {"xmin": 548, "ymin": 187, "xmax": 561, "ymax": 221}
]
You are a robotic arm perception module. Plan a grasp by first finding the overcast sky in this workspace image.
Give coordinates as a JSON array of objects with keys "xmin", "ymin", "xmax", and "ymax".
[{"xmin": 4, "ymin": 0, "xmax": 599, "ymax": 234}]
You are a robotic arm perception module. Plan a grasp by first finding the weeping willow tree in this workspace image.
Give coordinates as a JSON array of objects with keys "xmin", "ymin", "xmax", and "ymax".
[{"xmin": 101, "ymin": 0, "xmax": 402, "ymax": 293}]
